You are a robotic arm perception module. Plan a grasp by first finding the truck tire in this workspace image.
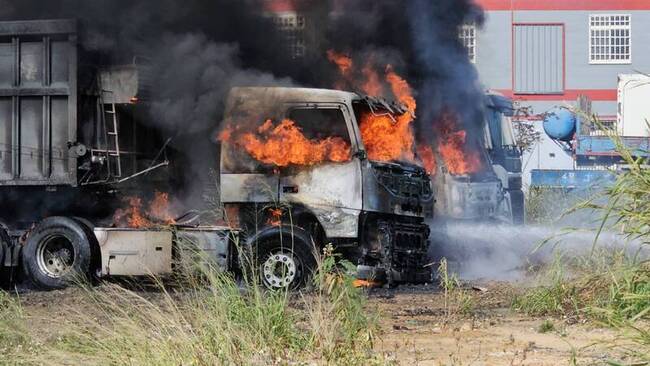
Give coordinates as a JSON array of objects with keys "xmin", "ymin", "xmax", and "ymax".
[
  {"xmin": 22, "ymin": 217, "xmax": 93, "ymax": 290},
  {"xmin": 72, "ymin": 217, "xmax": 102, "ymax": 280},
  {"xmin": 254, "ymin": 226, "xmax": 316, "ymax": 290}
]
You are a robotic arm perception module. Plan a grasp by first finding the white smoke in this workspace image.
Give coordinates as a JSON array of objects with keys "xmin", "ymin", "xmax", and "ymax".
[{"xmin": 430, "ymin": 220, "xmax": 648, "ymax": 281}]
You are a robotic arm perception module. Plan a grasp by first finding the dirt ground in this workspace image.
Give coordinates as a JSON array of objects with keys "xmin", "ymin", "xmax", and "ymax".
[
  {"xmin": 14, "ymin": 280, "xmax": 631, "ymax": 366},
  {"xmin": 368, "ymin": 283, "xmax": 626, "ymax": 366}
]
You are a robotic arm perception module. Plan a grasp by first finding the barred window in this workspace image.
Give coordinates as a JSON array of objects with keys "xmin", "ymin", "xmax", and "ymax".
[
  {"xmin": 589, "ymin": 14, "xmax": 631, "ymax": 64},
  {"xmin": 272, "ymin": 13, "xmax": 307, "ymax": 58},
  {"xmin": 273, "ymin": 14, "xmax": 305, "ymax": 30},
  {"xmin": 458, "ymin": 24, "xmax": 476, "ymax": 63}
]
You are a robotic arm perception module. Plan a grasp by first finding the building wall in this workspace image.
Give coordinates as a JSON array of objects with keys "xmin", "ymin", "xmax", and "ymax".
[
  {"xmin": 262, "ymin": 0, "xmax": 328, "ymax": 59},
  {"xmin": 473, "ymin": 0, "xmax": 650, "ymax": 186}
]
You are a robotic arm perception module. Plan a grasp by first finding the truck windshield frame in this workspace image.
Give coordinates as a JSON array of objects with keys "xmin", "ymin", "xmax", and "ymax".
[{"xmin": 286, "ymin": 106, "xmax": 352, "ymax": 146}]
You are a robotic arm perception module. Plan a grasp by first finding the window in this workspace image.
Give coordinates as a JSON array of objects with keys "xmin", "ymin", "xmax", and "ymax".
[
  {"xmin": 458, "ymin": 23, "xmax": 476, "ymax": 63},
  {"xmin": 273, "ymin": 14, "xmax": 305, "ymax": 31},
  {"xmin": 287, "ymin": 108, "xmax": 351, "ymax": 144},
  {"xmin": 296, "ymin": 16, "xmax": 305, "ymax": 29},
  {"xmin": 513, "ymin": 24, "xmax": 564, "ymax": 94},
  {"xmin": 272, "ymin": 13, "xmax": 307, "ymax": 58},
  {"xmin": 589, "ymin": 14, "xmax": 631, "ymax": 64}
]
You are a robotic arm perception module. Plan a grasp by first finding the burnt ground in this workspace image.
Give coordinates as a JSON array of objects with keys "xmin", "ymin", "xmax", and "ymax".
[{"xmin": 14, "ymin": 281, "xmax": 629, "ymax": 365}]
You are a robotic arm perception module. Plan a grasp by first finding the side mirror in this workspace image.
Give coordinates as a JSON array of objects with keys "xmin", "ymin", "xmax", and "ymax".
[{"xmin": 354, "ymin": 150, "xmax": 368, "ymax": 160}]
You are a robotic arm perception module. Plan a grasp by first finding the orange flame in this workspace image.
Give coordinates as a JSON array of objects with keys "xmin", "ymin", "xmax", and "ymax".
[
  {"xmin": 267, "ymin": 208, "xmax": 283, "ymax": 227},
  {"xmin": 113, "ymin": 191, "xmax": 176, "ymax": 228},
  {"xmin": 436, "ymin": 114, "xmax": 482, "ymax": 175},
  {"xmin": 327, "ymin": 50, "xmax": 354, "ymax": 91},
  {"xmin": 327, "ymin": 50, "xmax": 418, "ymax": 163},
  {"xmin": 223, "ymin": 119, "xmax": 351, "ymax": 167},
  {"xmin": 327, "ymin": 50, "xmax": 353, "ymax": 77},
  {"xmin": 417, "ymin": 145, "xmax": 437, "ymax": 175},
  {"xmin": 358, "ymin": 66, "xmax": 416, "ymax": 162},
  {"xmin": 113, "ymin": 197, "xmax": 152, "ymax": 228},
  {"xmin": 149, "ymin": 191, "xmax": 176, "ymax": 225},
  {"xmin": 361, "ymin": 63, "xmax": 382, "ymax": 96}
]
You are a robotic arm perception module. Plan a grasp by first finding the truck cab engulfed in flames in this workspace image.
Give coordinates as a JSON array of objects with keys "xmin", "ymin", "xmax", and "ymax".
[
  {"xmin": 220, "ymin": 87, "xmax": 434, "ymax": 286},
  {"xmin": 432, "ymin": 92, "xmax": 522, "ymax": 224}
]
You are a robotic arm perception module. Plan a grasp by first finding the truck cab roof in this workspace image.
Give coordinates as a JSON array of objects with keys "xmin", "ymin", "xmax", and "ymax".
[
  {"xmin": 227, "ymin": 86, "xmax": 360, "ymax": 106},
  {"xmin": 225, "ymin": 87, "xmax": 408, "ymax": 118}
]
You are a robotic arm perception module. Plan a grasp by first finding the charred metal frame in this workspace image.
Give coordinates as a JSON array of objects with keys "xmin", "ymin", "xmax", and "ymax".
[{"xmin": 220, "ymin": 87, "xmax": 435, "ymax": 284}]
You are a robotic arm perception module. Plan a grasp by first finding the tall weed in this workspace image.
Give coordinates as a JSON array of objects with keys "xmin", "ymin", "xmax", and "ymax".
[
  {"xmin": 29, "ymin": 244, "xmax": 381, "ymax": 365},
  {"xmin": 517, "ymin": 114, "xmax": 650, "ymax": 362}
]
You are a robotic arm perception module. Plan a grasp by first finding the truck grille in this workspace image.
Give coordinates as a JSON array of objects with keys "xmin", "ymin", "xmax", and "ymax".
[{"xmin": 374, "ymin": 168, "xmax": 433, "ymax": 200}]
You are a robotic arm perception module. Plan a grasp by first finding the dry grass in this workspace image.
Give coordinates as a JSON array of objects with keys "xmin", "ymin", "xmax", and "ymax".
[
  {"xmin": 437, "ymin": 258, "xmax": 474, "ymax": 319},
  {"xmin": 0, "ymin": 245, "xmax": 385, "ymax": 365}
]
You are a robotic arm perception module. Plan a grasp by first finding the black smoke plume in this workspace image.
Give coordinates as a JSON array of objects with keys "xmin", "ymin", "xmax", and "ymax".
[
  {"xmin": 0, "ymin": 0, "xmax": 487, "ymax": 215},
  {"xmin": 321, "ymin": 0, "xmax": 486, "ymax": 149}
]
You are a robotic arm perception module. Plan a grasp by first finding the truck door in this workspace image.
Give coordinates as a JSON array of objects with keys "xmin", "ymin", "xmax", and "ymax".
[{"xmin": 279, "ymin": 104, "xmax": 363, "ymax": 238}]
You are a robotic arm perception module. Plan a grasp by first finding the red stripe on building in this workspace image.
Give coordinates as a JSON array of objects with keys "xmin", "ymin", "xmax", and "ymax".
[
  {"xmin": 494, "ymin": 89, "xmax": 617, "ymax": 101},
  {"xmin": 263, "ymin": 0, "xmax": 295, "ymax": 12},
  {"xmin": 475, "ymin": 0, "xmax": 650, "ymax": 11}
]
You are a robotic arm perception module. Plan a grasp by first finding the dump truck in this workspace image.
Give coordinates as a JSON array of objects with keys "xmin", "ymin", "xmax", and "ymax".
[
  {"xmin": 0, "ymin": 19, "xmax": 234, "ymax": 290},
  {"xmin": 0, "ymin": 19, "xmax": 434, "ymax": 290}
]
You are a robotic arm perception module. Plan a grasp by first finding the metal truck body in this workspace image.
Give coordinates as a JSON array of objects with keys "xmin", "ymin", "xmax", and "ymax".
[
  {"xmin": 432, "ymin": 92, "xmax": 522, "ymax": 224},
  {"xmin": 0, "ymin": 20, "xmax": 431, "ymax": 290},
  {"xmin": 618, "ymin": 74, "xmax": 650, "ymax": 138},
  {"xmin": 484, "ymin": 92, "xmax": 524, "ymax": 224},
  {"xmin": 220, "ymin": 87, "xmax": 434, "ymax": 286},
  {"xmin": 0, "ymin": 19, "xmax": 239, "ymax": 290}
]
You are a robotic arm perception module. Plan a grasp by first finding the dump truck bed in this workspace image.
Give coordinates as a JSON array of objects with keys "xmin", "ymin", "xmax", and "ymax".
[{"xmin": 0, "ymin": 19, "xmax": 78, "ymax": 186}]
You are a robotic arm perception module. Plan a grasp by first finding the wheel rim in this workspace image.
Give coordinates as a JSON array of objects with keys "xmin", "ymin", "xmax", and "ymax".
[
  {"xmin": 36, "ymin": 235, "xmax": 75, "ymax": 278},
  {"xmin": 262, "ymin": 250, "xmax": 300, "ymax": 289}
]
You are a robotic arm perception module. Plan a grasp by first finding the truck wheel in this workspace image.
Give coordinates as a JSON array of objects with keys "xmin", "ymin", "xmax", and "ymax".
[
  {"xmin": 255, "ymin": 226, "xmax": 316, "ymax": 290},
  {"xmin": 72, "ymin": 217, "xmax": 101, "ymax": 280},
  {"xmin": 22, "ymin": 217, "xmax": 93, "ymax": 290}
]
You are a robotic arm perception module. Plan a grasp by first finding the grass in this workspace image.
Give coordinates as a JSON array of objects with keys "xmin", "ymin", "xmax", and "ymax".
[
  {"xmin": 437, "ymin": 258, "xmax": 474, "ymax": 318},
  {"xmin": 538, "ymin": 319, "xmax": 555, "ymax": 333},
  {"xmin": 0, "ymin": 291, "xmax": 39, "ymax": 364},
  {"xmin": 0, "ymin": 244, "xmax": 383, "ymax": 365},
  {"xmin": 512, "ymin": 253, "xmax": 579, "ymax": 317},
  {"xmin": 525, "ymin": 185, "xmax": 604, "ymax": 225},
  {"xmin": 525, "ymin": 186, "xmax": 573, "ymax": 225},
  {"xmin": 515, "ymin": 114, "xmax": 650, "ymax": 364},
  {"xmin": 513, "ymin": 251, "xmax": 649, "ymax": 321}
]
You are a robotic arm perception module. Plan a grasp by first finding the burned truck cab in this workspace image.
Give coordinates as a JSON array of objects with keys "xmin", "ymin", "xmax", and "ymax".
[{"xmin": 220, "ymin": 87, "xmax": 433, "ymax": 288}]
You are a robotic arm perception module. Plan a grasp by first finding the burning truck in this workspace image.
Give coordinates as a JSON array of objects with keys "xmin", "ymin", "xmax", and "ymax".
[
  {"xmin": 0, "ymin": 19, "xmax": 434, "ymax": 290},
  {"xmin": 219, "ymin": 87, "xmax": 434, "ymax": 288},
  {"xmin": 430, "ymin": 93, "xmax": 523, "ymax": 225},
  {"xmin": 0, "ymin": 19, "xmax": 237, "ymax": 290}
]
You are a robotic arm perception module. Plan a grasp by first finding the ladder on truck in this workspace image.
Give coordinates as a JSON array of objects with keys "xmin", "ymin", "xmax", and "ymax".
[
  {"xmin": 88, "ymin": 89, "xmax": 123, "ymax": 182},
  {"xmin": 102, "ymin": 91, "xmax": 122, "ymax": 178}
]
